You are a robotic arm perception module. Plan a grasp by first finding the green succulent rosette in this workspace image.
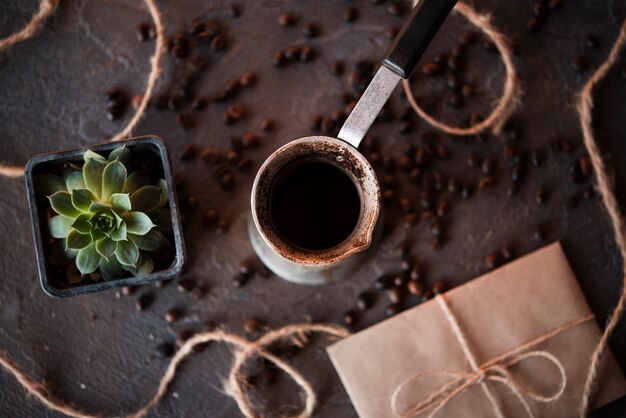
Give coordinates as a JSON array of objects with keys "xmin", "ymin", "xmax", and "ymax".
[{"xmin": 35, "ymin": 147, "xmax": 172, "ymax": 283}]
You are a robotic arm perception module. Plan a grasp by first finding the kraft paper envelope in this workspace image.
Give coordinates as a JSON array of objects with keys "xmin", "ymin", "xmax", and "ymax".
[{"xmin": 328, "ymin": 243, "xmax": 626, "ymax": 417}]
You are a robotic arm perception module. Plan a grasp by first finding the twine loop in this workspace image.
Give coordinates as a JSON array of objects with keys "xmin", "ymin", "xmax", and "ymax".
[
  {"xmin": 403, "ymin": 1, "xmax": 522, "ymax": 136},
  {"xmin": 391, "ymin": 295, "xmax": 574, "ymax": 418}
]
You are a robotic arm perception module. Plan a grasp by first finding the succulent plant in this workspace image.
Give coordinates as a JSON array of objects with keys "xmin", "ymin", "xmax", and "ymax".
[{"xmin": 35, "ymin": 146, "xmax": 172, "ymax": 282}]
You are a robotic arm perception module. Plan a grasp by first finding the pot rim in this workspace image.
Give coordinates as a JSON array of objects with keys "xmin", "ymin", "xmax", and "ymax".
[{"xmin": 251, "ymin": 136, "xmax": 380, "ymax": 266}]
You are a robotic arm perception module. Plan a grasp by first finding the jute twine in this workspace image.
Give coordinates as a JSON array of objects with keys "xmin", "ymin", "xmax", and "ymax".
[
  {"xmin": 403, "ymin": 0, "xmax": 521, "ymax": 136},
  {"xmin": 0, "ymin": 0, "xmax": 165, "ymax": 177},
  {"xmin": 0, "ymin": 323, "xmax": 349, "ymax": 418},
  {"xmin": 577, "ymin": 16, "xmax": 626, "ymax": 418},
  {"xmin": 1, "ymin": 1, "xmax": 626, "ymax": 417}
]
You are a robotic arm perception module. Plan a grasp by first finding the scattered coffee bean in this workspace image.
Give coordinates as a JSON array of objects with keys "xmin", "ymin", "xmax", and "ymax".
[
  {"xmin": 407, "ymin": 280, "xmax": 424, "ymax": 296},
  {"xmin": 385, "ymin": 304, "xmax": 401, "ymax": 317},
  {"xmin": 157, "ymin": 342, "xmax": 175, "ymax": 357},
  {"xmin": 478, "ymin": 175, "xmax": 494, "ymax": 190},
  {"xmin": 136, "ymin": 293, "xmax": 153, "ymax": 311},
  {"xmin": 330, "ymin": 60, "xmax": 344, "ymax": 76},
  {"xmin": 422, "ymin": 62, "xmax": 442, "ymax": 76},
  {"xmin": 570, "ymin": 56, "xmax": 588, "ymax": 73},
  {"xmin": 260, "ymin": 118, "xmax": 273, "ymax": 131},
  {"xmin": 226, "ymin": 103, "xmax": 245, "ymax": 120},
  {"xmin": 226, "ymin": 3, "xmax": 241, "ymax": 18},
  {"xmin": 374, "ymin": 275, "xmax": 392, "ymax": 290},
  {"xmin": 177, "ymin": 279, "xmax": 195, "ymax": 293},
  {"xmin": 137, "ymin": 23, "xmax": 156, "ymax": 41},
  {"xmin": 385, "ymin": 26, "xmax": 399, "ymax": 39},
  {"xmin": 485, "ymin": 254, "xmax": 500, "ymax": 271},
  {"xmin": 177, "ymin": 112, "xmax": 194, "ymax": 130},
  {"xmin": 388, "ymin": 287, "xmax": 403, "ymax": 304},
  {"xmin": 344, "ymin": 7, "xmax": 358, "ymax": 23},
  {"xmin": 278, "ymin": 13, "xmax": 295, "ymax": 27},
  {"xmin": 239, "ymin": 71, "xmax": 256, "ymax": 87},
  {"xmin": 526, "ymin": 17, "xmax": 542, "ymax": 33},
  {"xmin": 244, "ymin": 318, "xmax": 262, "ymax": 334},
  {"xmin": 165, "ymin": 309, "xmax": 181, "ymax": 323},
  {"xmin": 386, "ymin": 1, "xmax": 405, "ymax": 16},
  {"xmin": 343, "ymin": 311, "xmax": 357, "ymax": 326},
  {"xmin": 356, "ymin": 292, "xmax": 373, "ymax": 311},
  {"xmin": 535, "ymin": 186, "xmax": 548, "ymax": 205},
  {"xmin": 273, "ymin": 50, "xmax": 286, "ymax": 67},
  {"xmin": 210, "ymin": 34, "xmax": 227, "ymax": 52},
  {"xmin": 300, "ymin": 46, "xmax": 315, "ymax": 61},
  {"xmin": 302, "ymin": 23, "xmax": 319, "ymax": 38}
]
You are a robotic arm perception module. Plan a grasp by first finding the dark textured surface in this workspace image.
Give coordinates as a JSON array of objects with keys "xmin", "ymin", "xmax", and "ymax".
[{"xmin": 1, "ymin": 0, "xmax": 626, "ymax": 417}]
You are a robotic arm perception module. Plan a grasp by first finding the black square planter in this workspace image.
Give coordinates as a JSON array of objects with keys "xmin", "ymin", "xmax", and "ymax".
[{"xmin": 24, "ymin": 136, "xmax": 186, "ymax": 297}]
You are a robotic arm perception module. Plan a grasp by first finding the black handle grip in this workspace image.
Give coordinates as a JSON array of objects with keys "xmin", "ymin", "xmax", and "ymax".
[{"xmin": 381, "ymin": 0, "xmax": 458, "ymax": 79}]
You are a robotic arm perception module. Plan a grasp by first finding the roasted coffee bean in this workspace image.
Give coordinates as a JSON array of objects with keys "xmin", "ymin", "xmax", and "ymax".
[
  {"xmin": 430, "ymin": 221, "xmax": 443, "ymax": 237},
  {"xmin": 579, "ymin": 155, "xmax": 591, "ymax": 176},
  {"xmin": 485, "ymin": 254, "xmax": 500, "ymax": 271},
  {"xmin": 570, "ymin": 56, "xmax": 588, "ymax": 73},
  {"xmin": 174, "ymin": 277, "xmax": 194, "ymax": 293},
  {"xmin": 180, "ymin": 144, "xmax": 197, "ymax": 161},
  {"xmin": 506, "ymin": 182, "xmax": 519, "ymax": 197},
  {"xmin": 343, "ymin": 311, "xmax": 357, "ymax": 326},
  {"xmin": 177, "ymin": 112, "xmax": 194, "ymax": 130},
  {"xmin": 320, "ymin": 116, "xmax": 334, "ymax": 134},
  {"xmin": 225, "ymin": 149, "xmax": 242, "ymax": 164},
  {"xmin": 393, "ymin": 274, "xmax": 407, "ymax": 288},
  {"xmin": 466, "ymin": 153, "xmax": 480, "ymax": 168},
  {"xmin": 300, "ymin": 46, "xmax": 315, "ymax": 61},
  {"xmin": 447, "ymin": 55, "xmax": 461, "ymax": 72},
  {"xmin": 431, "ymin": 237, "xmax": 443, "ymax": 250},
  {"xmin": 242, "ymin": 132, "xmax": 260, "ymax": 149},
  {"xmin": 278, "ymin": 13, "xmax": 295, "ymax": 27},
  {"xmin": 237, "ymin": 157, "xmax": 253, "ymax": 172},
  {"xmin": 547, "ymin": 0, "xmax": 561, "ymax": 10},
  {"xmin": 330, "ymin": 109, "xmax": 347, "ymax": 123},
  {"xmin": 175, "ymin": 330, "xmax": 193, "ymax": 347},
  {"xmin": 200, "ymin": 147, "xmax": 221, "ymax": 163},
  {"xmin": 374, "ymin": 275, "xmax": 393, "ymax": 290},
  {"xmin": 356, "ymin": 292, "xmax": 373, "ymax": 311},
  {"xmin": 190, "ymin": 96, "xmax": 208, "ymax": 111},
  {"xmin": 121, "ymin": 286, "xmax": 135, "ymax": 296},
  {"xmin": 330, "ymin": 60, "xmax": 344, "ymax": 76},
  {"xmin": 137, "ymin": 23, "xmax": 156, "ymax": 41},
  {"xmin": 526, "ymin": 17, "xmax": 542, "ymax": 33},
  {"xmin": 244, "ymin": 318, "xmax": 262, "ymax": 334},
  {"xmin": 260, "ymin": 118, "xmax": 273, "ymax": 131},
  {"xmin": 409, "ymin": 168, "xmax": 422, "ymax": 183},
  {"xmin": 447, "ymin": 178, "xmax": 460, "ymax": 194},
  {"xmin": 428, "ymin": 281, "xmax": 445, "ymax": 296},
  {"xmin": 385, "ymin": 26, "xmax": 399, "ymax": 39},
  {"xmin": 527, "ymin": 2, "xmax": 545, "ymax": 18},
  {"xmin": 210, "ymin": 34, "xmax": 227, "ymax": 52},
  {"xmin": 480, "ymin": 158, "xmax": 496, "ymax": 174},
  {"xmin": 224, "ymin": 79, "xmax": 240, "ymax": 96},
  {"xmin": 205, "ymin": 320, "xmax": 218, "ymax": 331},
  {"xmin": 284, "ymin": 46, "xmax": 300, "ymax": 61},
  {"xmin": 226, "ymin": 103, "xmax": 245, "ymax": 120},
  {"xmin": 535, "ymin": 186, "xmax": 548, "ymax": 205},
  {"xmin": 385, "ymin": 304, "xmax": 401, "ymax": 317},
  {"xmin": 416, "ymin": 210, "xmax": 429, "ymax": 223},
  {"xmin": 459, "ymin": 30, "xmax": 476, "ymax": 45},
  {"xmin": 272, "ymin": 50, "xmax": 286, "ymax": 67},
  {"xmin": 501, "ymin": 244, "xmax": 514, "ymax": 262},
  {"xmin": 136, "ymin": 293, "xmax": 153, "ymax": 311},
  {"xmin": 237, "ymin": 72, "xmax": 256, "ymax": 88},
  {"xmin": 106, "ymin": 102, "xmax": 126, "ymax": 121},
  {"xmin": 403, "ymin": 214, "xmax": 417, "ymax": 229},
  {"xmin": 447, "ymin": 94, "xmax": 464, "ymax": 108},
  {"xmin": 422, "ymin": 62, "xmax": 442, "ymax": 76},
  {"xmin": 226, "ymin": 3, "xmax": 241, "ymax": 18},
  {"xmin": 388, "ymin": 287, "xmax": 403, "ymax": 304},
  {"xmin": 188, "ymin": 20, "xmax": 205, "ymax": 37},
  {"xmin": 165, "ymin": 309, "xmax": 181, "ymax": 323},
  {"xmin": 399, "ymin": 197, "xmax": 413, "ymax": 213},
  {"xmin": 239, "ymin": 260, "xmax": 255, "ymax": 279},
  {"xmin": 192, "ymin": 287, "xmax": 205, "ymax": 300},
  {"xmin": 386, "ymin": 1, "xmax": 405, "ymax": 16},
  {"xmin": 407, "ymin": 280, "xmax": 424, "ymax": 296},
  {"xmin": 216, "ymin": 218, "xmax": 229, "ymax": 233},
  {"xmin": 436, "ymin": 144, "xmax": 450, "ymax": 159},
  {"xmin": 302, "ymin": 23, "xmax": 319, "ymax": 38},
  {"xmin": 157, "ymin": 342, "xmax": 175, "ymax": 357},
  {"xmin": 461, "ymin": 184, "xmax": 475, "ymax": 199},
  {"xmin": 344, "ymin": 7, "xmax": 358, "ymax": 23},
  {"xmin": 530, "ymin": 150, "xmax": 542, "ymax": 167},
  {"xmin": 478, "ymin": 175, "xmax": 494, "ymax": 190},
  {"xmin": 436, "ymin": 201, "xmax": 448, "ymax": 217}
]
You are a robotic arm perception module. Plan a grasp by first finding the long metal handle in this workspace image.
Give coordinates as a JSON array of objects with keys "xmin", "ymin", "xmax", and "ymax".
[
  {"xmin": 382, "ymin": 0, "xmax": 458, "ymax": 78},
  {"xmin": 338, "ymin": 0, "xmax": 457, "ymax": 148}
]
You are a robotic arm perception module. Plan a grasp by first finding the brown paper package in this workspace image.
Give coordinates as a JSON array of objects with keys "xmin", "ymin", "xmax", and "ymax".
[{"xmin": 328, "ymin": 243, "xmax": 626, "ymax": 418}]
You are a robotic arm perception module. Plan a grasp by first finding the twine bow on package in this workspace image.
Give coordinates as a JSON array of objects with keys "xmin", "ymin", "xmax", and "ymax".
[{"xmin": 328, "ymin": 243, "xmax": 626, "ymax": 418}]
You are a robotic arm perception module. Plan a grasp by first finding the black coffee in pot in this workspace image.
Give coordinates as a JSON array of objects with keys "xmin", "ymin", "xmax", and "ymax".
[{"xmin": 270, "ymin": 160, "xmax": 361, "ymax": 251}]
